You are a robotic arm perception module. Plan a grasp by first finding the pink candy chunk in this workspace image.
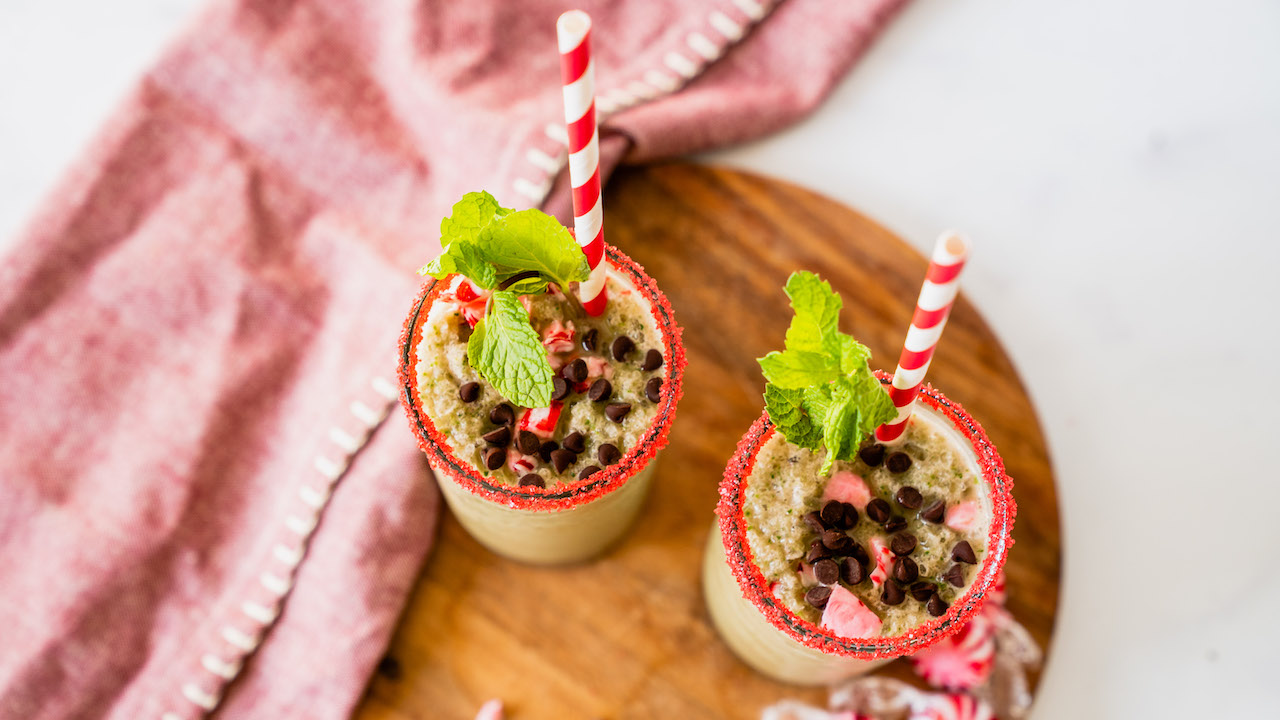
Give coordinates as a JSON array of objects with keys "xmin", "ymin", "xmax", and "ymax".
[
  {"xmin": 796, "ymin": 561, "xmax": 817, "ymax": 588},
  {"xmin": 945, "ymin": 501, "xmax": 979, "ymax": 532},
  {"xmin": 541, "ymin": 319, "xmax": 576, "ymax": 354},
  {"xmin": 584, "ymin": 355, "xmax": 613, "ymax": 380},
  {"xmin": 820, "ymin": 584, "xmax": 883, "ymax": 639},
  {"xmin": 518, "ymin": 402, "xmax": 563, "ymax": 439},
  {"xmin": 822, "ymin": 471, "xmax": 871, "ymax": 509}
]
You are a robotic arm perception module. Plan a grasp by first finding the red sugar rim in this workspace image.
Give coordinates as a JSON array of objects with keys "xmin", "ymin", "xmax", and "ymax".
[
  {"xmin": 715, "ymin": 372, "xmax": 1017, "ymax": 659},
  {"xmin": 397, "ymin": 245, "xmax": 686, "ymax": 511}
]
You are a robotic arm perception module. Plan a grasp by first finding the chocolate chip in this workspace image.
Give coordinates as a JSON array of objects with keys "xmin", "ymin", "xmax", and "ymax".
[
  {"xmin": 458, "ymin": 382, "xmax": 480, "ymax": 403},
  {"xmin": 588, "ymin": 378, "xmax": 612, "ymax": 402},
  {"xmin": 952, "ymin": 540, "xmax": 977, "ymax": 564},
  {"xmin": 866, "ymin": 498, "xmax": 891, "ymax": 524},
  {"xmin": 886, "ymin": 452, "xmax": 912, "ymax": 473},
  {"xmin": 881, "ymin": 580, "xmax": 906, "ymax": 606},
  {"xmin": 909, "ymin": 581, "xmax": 936, "ymax": 602},
  {"xmin": 562, "ymin": 358, "xmax": 588, "ymax": 384},
  {"xmin": 926, "ymin": 594, "xmax": 949, "ymax": 617},
  {"xmin": 895, "ymin": 486, "xmax": 923, "ymax": 509},
  {"xmin": 892, "ymin": 556, "xmax": 919, "ymax": 584},
  {"xmin": 489, "ymin": 403, "xmax": 514, "ymax": 426},
  {"xmin": 820, "ymin": 500, "xmax": 845, "ymax": 528},
  {"xmin": 518, "ymin": 473, "xmax": 545, "ymax": 488},
  {"xmin": 841, "ymin": 503, "xmax": 860, "ymax": 530},
  {"xmin": 605, "ymin": 403, "xmax": 632, "ymax": 423},
  {"xmin": 561, "ymin": 431, "xmax": 586, "ymax": 454},
  {"xmin": 803, "ymin": 511, "xmax": 826, "ymax": 534},
  {"xmin": 577, "ymin": 465, "xmax": 601, "ymax": 481},
  {"xmin": 806, "ymin": 540, "xmax": 832, "ymax": 563},
  {"xmin": 610, "ymin": 335, "xmax": 635, "ymax": 361},
  {"xmin": 943, "ymin": 564, "xmax": 966, "ymax": 587},
  {"xmin": 813, "ymin": 558, "xmax": 840, "ymax": 586},
  {"xmin": 885, "ymin": 515, "xmax": 907, "ymax": 533},
  {"xmin": 642, "ymin": 349, "xmax": 663, "ymax": 371},
  {"xmin": 538, "ymin": 440, "xmax": 558, "ymax": 463},
  {"xmin": 822, "ymin": 529, "xmax": 853, "ymax": 553},
  {"xmin": 847, "ymin": 542, "xmax": 870, "ymax": 568},
  {"xmin": 858, "ymin": 443, "xmax": 885, "ymax": 466},
  {"xmin": 483, "ymin": 447, "xmax": 506, "ymax": 470},
  {"xmin": 597, "ymin": 443, "xmax": 621, "ymax": 466},
  {"xmin": 645, "ymin": 377, "xmax": 663, "ymax": 403},
  {"xmin": 550, "ymin": 376, "xmax": 571, "ymax": 402},
  {"xmin": 839, "ymin": 556, "xmax": 865, "ymax": 585},
  {"xmin": 482, "ymin": 427, "xmax": 511, "ymax": 447},
  {"xmin": 805, "ymin": 585, "xmax": 832, "ymax": 609},
  {"xmin": 581, "ymin": 328, "xmax": 598, "ymax": 352},
  {"xmin": 517, "ymin": 430, "xmax": 541, "ymax": 455},
  {"xmin": 890, "ymin": 533, "xmax": 918, "ymax": 556},
  {"xmin": 550, "ymin": 448, "xmax": 577, "ymax": 473},
  {"xmin": 922, "ymin": 499, "xmax": 947, "ymax": 524}
]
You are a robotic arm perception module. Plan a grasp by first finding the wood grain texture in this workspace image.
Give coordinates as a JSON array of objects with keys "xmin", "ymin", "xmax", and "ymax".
[{"xmin": 355, "ymin": 164, "xmax": 1061, "ymax": 720}]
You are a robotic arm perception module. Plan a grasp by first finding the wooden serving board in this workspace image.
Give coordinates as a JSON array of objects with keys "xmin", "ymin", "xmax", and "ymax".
[{"xmin": 356, "ymin": 164, "xmax": 1061, "ymax": 720}]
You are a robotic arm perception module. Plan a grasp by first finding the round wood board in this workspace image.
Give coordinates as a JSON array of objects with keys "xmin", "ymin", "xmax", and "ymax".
[{"xmin": 356, "ymin": 164, "xmax": 1062, "ymax": 720}]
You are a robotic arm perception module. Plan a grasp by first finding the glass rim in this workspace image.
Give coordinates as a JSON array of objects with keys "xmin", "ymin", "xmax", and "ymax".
[
  {"xmin": 397, "ymin": 244, "xmax": 686, "ymax": 512},
  {"xmin": 715, "ymin": 375, "xmax": 1017, "ymax": 659}
]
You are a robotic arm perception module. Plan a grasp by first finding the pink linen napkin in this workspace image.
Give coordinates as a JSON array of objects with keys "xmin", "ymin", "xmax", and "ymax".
[{"xmin": 0, "ymin": 0, "xmax": 905, "ymax": 717}]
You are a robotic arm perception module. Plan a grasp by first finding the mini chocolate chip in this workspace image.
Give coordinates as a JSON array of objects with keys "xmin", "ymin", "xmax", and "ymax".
[
  {"xmin": 885, "ymin": 515, "xmax": 907, "ymax": 533},
  {"xmin": 909, "ymin": 581, "xmax": 936, "ymax": 602},
  {"xmin": 458, "ymin": 382, "xmax": 481, "ymax": 403},
  {"xmin": 841, "ymin": 503, "xmax": 860, "ymax": 530},
  {"xmin": 886, "ymin": 452, "xmax": 913, "ymax": 473},
  {"xmin": 518, "ymin": 473, "xmax": 545, "ymax": 488},
  {"xmin": 893, "ymin": 556, "xmax": 919, "ymax": 584},
  {"xmin": 820, "ymin": 500, "xmax": 845, "ymax": 528},
  {"xmin": 813, "ymin": 558, "xmax": 840, "ymax": 586},
  {"xmin": 642, "ymin": 349, "xmax": 663, "ymax": 371},
  {"xmin": 890, "ymin": 533, "xmax": 918, "ymax": 556},
  {"xmin": 550, "ymin": 448, "xmax": 577, "ymax": 473},
  {"xmin": 847, "ymin": 542, "xmax": 870, "ymax": 568},
  {"xmin": 538, "ymin": 440, "xmax": 558, "ymax": 462},
  {"xmin": 483, "ymin": 447, "xmax": 506, "ymax": 470},
  {"xmin": 895, "ymin": 486, "xmax": 923, "ymax": 509},
  {"xmin": 803, "ymin": 511, "xmax": 827, "ymax": 534},
  {"xmin": 839, "ymin": 556, "xmax": 865, "ymax": 585},
  {"xmin": 550, "ymin": 376, "xmax": 571, "ymax": 402},
  {"xmin": 588, "ymin": 378, "xmax": 612, "ymax": 402},
  {"xmin": 517, "ymin": 430, "xmax": 541, "ymax": 455},
  {"xmin": 482, "ymin": 427, "xmax": 511, "ymax": 447},
  {"xmin": 562, "ymin": 358, "xmax": 588, "ymax": 384},
  {"xmin": 866, "ymin": 498, "xmax": 891, "ymax": 524},
  {"xmin": 926, "ymin": 594, "xmax": 949, "ymax": 617},
  {"xmin": 952, "ymin": 540, "xmax": 978, "ymax": 564},
  {"xmin": 822, "ymin": 529, "xmax": 853, "ymax": 553},
  {"xmin": 645, "ymin": 377, "xmax": 663, "ymax": 403},
  {"xmin": 489, "ymin": 403, "xmax": 514, "ymax": 426},
  {"xmin": 597, "ymin": 443, "xmax": 621, "ymax": 466},
  {"xmin": 881, "ymin": 580, "xmax": 906, "ymax": 606},
  {"xmin": 577, "ymin": 465, "xmax": 601, "ymax": 481},
  {"xmin": 805, "ymin": 585, "xmax": 833, "ymax": 609},
  {"xmin": 605, "ymin": 403, "xmax": 632, "ymax": 423},
  {"xmin": 806, "ymin": 540, "xmax": 832, "ymax": 563},
  {"xmin": 922, "ymin": 499, "xmax": 947, "ymax": 524},
  {"xmin": 561, "ymin": 431, "xmax": 586, "ymax": 454},
  {"xmin": 611, "ymin": 335, "xmax": 635, "ymax": 361},
  {"xmin": 581, "ymin": 328, "xmax": 598, "ymax": 352},
  {"xmin": 858, "ymin": 443, "xmax": 885, "ymax": 466},
  {"xmin": 943, "ymin": 564, "xmax": 967, "ymax": 587}
]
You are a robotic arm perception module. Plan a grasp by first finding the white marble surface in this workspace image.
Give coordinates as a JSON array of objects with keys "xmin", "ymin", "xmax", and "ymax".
[{"xmin": 2, "ymin": 0, "xmax": 1278, "ymax": 717}]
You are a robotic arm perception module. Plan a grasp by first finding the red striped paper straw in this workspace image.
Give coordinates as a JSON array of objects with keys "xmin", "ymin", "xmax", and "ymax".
[
  {"xmin": 557, "ymin": 10, "xmax": 608, "ymax": 316},
  {"xmin": 875, "ymin": 231, "xmax": 972, "ymax": 443}
]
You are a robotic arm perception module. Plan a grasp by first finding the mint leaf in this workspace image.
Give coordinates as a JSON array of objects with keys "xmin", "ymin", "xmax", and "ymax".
[
  {"xmin": 467, "ymin": 290, "xmax": 552, "ymax": 407},
  {"xmin": 838, "ymin": 334, "xmax": 871, "ymax": 376},
  {"xmin": 420, "ymin": 239, "xmax": 497, "ymax": 289},
  {"xmin": 502, "ymin": 275, "xmax": 550, "ymax": 296},
  {"xmin": 764, "ymin": 385, "xmax": 821, "ymax": 450},
  {"xmin": 819, "ymin": 383, "xmax": 855, "ymax": 474},
  {"xmin": 440, "ymin": 191, "xmax": 506, "ymax": 247},
  {"xmin": 846, "ymin": 367, "xmax": 897, "ymax": 442},
  {"xmin": 783, "ymin": 271, "xmax": 842, "ymax": 355},
  {"xmin": 478, "ymin": 209, "xmax": 590, "ymax": 290},
  {"xmin": 758, "ymin": 348, "xmax": 839, "ymax": 389}
]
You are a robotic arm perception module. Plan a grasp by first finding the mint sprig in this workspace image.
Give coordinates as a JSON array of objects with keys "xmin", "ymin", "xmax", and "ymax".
[
  {"xmin": 759, "ymin": 271, "xmax": 896, "ymax": 473},
  {"xmin": 419, "ymin": 191, "xmax": 591, "ymax": 408}
]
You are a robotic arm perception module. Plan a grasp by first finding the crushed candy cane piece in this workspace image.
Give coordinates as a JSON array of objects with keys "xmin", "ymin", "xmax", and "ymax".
[
  {"xmin": 944, "ymin": 501, "xmax": 978, "ymax": 532},
  {"xmin": 869, "ymin": 536, "xmax": 893, "ymax": 588},
  {"xmin": 584, "ymin": 355, "xmax": 613, "ymax": 380},
  {"xmin": 518, "ymin": 402, "xmax": 563, "ymax": 439},
  {"xmin": 823, "ymin": 471, "xmax": 872, "ymax": 509},
  {"xmin": 910, "ymin": 694, "xmax": 995, "ymax": 720},
  {"xmin": 507, "ymin": 451, "xmax": 536, "ymax": 478},
  {"xmin": 541, "ymin": 319, "xmax": 575, "ymax": 353},
  {"xmin": 821, "ymin": 584, "xmax": 882, "ymax": 639}
]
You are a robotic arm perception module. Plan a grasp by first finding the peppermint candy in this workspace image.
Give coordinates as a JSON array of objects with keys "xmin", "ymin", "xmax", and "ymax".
[
  {"xmin": 909, "ymin": 610, "xmax": 996, "ymax": 691},
  {"xmin": 910, "ymin": 694, "xmax": 995, "ymax": 720}
]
